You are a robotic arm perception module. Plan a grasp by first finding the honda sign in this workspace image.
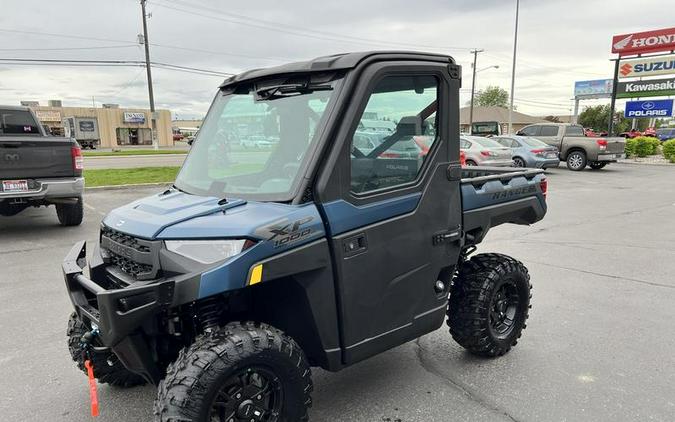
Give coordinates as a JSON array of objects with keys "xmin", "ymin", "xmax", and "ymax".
[
  {"xmin": 612, "ymin": 27, "xmax": 675, "ymax": 55},
  {"xmin": 624, "ymin": 99, "xmax": 674, "ymax": 118}
]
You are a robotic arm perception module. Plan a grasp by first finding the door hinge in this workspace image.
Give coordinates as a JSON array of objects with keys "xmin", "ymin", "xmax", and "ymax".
[
  {"xmin": 446, "ymin": 163, "xmax": 462, "ymax": 181},
  {"xmin": 448, "ymin": 64, "xmax": 462, "ymax": 85},
  {"xmin": 432, "ymin": 227, "xmax": 462, "ymax": 246}
]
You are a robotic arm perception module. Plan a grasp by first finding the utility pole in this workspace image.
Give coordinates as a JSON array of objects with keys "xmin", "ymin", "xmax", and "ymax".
[
  {"xmin": 469, "ymin": 49, "xmax": 483, "ymax": 134},
  {"xmin": 607, "ymin": 58, "xmax": 620, "ymax": 136},
  {"xmin": 140, "ymin": 0, "xmax": 158, "ymax": 150},
  {"xmin": 508, "ymin": 0, "xmax": 520, "ymax": 135}
]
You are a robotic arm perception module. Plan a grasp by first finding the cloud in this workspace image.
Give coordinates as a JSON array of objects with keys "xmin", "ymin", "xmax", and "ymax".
[{"xmin": 0, "ymin": 0, "xmax": 673, "ymax": 117}]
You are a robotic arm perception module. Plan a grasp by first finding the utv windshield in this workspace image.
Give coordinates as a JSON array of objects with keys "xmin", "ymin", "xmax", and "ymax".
[{"xmin": 175, "ymin": 76, "xmax": 341, "ymax": 201}]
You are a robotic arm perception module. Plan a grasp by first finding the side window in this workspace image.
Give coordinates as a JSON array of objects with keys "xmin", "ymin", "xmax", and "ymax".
[
  {"xmin": 540, "ymin": 125, "xmax": 559, "ymax": 136},
  {"xmin": 350, "ymin": 75, "xmax": 438, "ymax": 195},
  {"xmin": 460, "ymin": 139, "xmax": 470, "ymax": 149},
  {"xmin": 520, "ymin": 126, "xmax": 540, "ymax": 136}
]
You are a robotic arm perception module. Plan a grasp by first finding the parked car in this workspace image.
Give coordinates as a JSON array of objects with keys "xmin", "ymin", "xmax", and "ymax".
[
  {"xmin": 517, "ymin": 123, "xmax": 625, "ymax": 171},
  {"xmin": 584, "ymin": 128, "xmax": 608, "ymax": 137},
  {"xmin": 655, "ymin": 127, "xmax": 675, "ymax": 142},
  {"xmin": 494, "ymin": 135, "xmax": 560, "ymax": 168},
  {"xmin": 0, "ymin": 106, "xmax": 84, "ymax": 225},
  {"xmin": 460, "ymin": 135, "xmax": 514, "ymax": 166},
  {"xmin": 643, "ymin": 127, "xmax": 657, "ymax": 137}
]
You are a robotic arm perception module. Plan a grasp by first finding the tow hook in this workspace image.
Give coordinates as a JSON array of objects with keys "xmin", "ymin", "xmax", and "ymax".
[{"xmin": 80, "ymin": 327, "xmax": 100, "ymax": 361}]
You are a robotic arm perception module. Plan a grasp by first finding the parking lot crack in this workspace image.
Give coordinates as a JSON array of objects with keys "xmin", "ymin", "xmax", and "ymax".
[
  {"xmin": 526, "ymin": 260, "xmax": 675, "ymax": 290},
  {"xmin": 414, "ymin": 339, "xmax": 522, "ymax": 422}
]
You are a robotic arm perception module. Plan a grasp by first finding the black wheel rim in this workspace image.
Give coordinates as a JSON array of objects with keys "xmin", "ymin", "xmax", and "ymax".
[
  {"xmin": 489, "ymin": 281, "xmax": 520, "ymax": 338},
  {"xmin": 514, "ymin": 158, "xmax": 525, "ymax": 167},
  {"xmin": 209, "ymin": 366, "xmax": 283, "ymax": 422}
]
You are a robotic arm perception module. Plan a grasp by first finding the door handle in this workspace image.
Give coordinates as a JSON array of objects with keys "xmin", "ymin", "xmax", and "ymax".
[{"xmin": 343, "ymin": 233, "xmax": 367, "ymax": 258}]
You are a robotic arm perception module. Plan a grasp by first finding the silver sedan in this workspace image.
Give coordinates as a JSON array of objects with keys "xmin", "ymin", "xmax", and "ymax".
[{"xmin": 460, "ymin": 135, "xmax": 514, "ymax": 167}]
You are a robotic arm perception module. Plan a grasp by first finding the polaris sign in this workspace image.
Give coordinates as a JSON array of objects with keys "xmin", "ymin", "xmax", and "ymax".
[{"xmin": 624, "ymin": 100, "xmax": 674, "ymax": 118}]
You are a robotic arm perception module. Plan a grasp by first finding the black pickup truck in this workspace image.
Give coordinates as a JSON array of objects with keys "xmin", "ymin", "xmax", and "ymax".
[
  {"xmin": 0, "ymin": 106, "xmax": 84, "ymax": 225},
  {"xmin": 62, "ymin": 52, "xmax": 547, "ymax": 421}
]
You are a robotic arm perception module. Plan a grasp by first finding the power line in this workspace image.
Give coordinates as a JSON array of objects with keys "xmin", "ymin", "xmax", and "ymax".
[
  {"xmin": 0, "ymin": 58, "xmax": 233, "ymax": 76},
  {"xmin": 0, "ymin": 44, "xmax": 139, "ymax": 52},
  {"xmin": 154, "ymin": 0, "xmax": 476, "ymax": 51}
]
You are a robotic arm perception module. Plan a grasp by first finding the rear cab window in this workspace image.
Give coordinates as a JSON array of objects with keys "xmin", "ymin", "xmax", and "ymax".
[
  {"xmin": 0, "ymin": 110, "xmax": 41, "ymax": 136},
  {"xmin": 539, "ymin": 126, "xmax": 559, "ymax": 137},
  {"xmin": 564, "ymin": 125, "xmax": 584, "ymax": 136}
]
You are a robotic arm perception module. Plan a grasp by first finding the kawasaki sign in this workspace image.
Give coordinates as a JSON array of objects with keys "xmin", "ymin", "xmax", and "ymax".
[
  {"xmin": 624, "ymin": 99, "xmax": 674, "ymax": 118},
  {"xmin": 618, "ymin": 55, "xmax": 675, "ymax": 79},
  {"xmin": 617, "ymin": 78, "xmax": 675, "ymax": 98}
]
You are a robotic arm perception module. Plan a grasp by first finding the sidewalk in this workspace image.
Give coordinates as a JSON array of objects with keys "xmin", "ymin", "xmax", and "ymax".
[{"xmin": 618, "ymin": 155, "xmax": 672, "ymax": 166}]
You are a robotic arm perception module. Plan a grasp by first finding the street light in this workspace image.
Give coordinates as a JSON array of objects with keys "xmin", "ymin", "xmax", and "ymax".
[
  {"xmin": 507, "ymin": 0, "xmax": 520, "ymax": 135},
  {"xmin": 469, "ymin": 62, "xmax": 500, "ymax": 133}
]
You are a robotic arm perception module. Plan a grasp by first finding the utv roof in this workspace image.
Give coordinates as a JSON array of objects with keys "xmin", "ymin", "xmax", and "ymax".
[{"xmin": 220, "ymin": 51, "xmax": 455, "ymax": 88}]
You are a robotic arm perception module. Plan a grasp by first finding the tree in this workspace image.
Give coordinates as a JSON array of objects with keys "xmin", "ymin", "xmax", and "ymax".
[
  {"xmin": 473, "ymin": 86, "xmax": 509, "ymax": 108},
  {"xmin": 578, "ymin": 104, "xmax": 631, "ymax": 133}
]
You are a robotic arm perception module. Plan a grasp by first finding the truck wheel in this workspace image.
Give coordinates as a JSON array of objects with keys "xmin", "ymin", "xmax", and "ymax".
[
  {"xmin": 566, "ymin": 151, "xmax": 587, "ymax": 171},
  {"xmin": 67, "ymin": 313, "xmax": 146, "ymax": 387},
  {"xmin": 588, "ymin": 162, "xmax": 607, "ymax": 170},
  {"xmin": 154, "ymin": 322, "xmax": 312, "ymax": 422},
  {"xmin": 56, "ymin": 196, "xmax": 84, "ymax": 226},
  {"xmin": 448, "ymin": 253, "xmax": 531, "ymax": 357}
]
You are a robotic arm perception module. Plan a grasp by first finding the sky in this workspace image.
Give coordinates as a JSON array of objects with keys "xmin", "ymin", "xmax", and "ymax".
[{"xmin": 0, "ymin": 0, "xmax": 672, "ymax": 119}]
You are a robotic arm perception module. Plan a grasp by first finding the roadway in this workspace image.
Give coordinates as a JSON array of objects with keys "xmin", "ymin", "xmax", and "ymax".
[{"xmin": 1, "ymin": 163, "xmax": 674, "ymax": 421}]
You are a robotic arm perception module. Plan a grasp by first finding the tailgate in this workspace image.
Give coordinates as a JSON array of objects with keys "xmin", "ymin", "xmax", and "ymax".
[
  {"xmin": 604, "ymin": 137, "xmax": 625, "ymax": 154},
  {"xmin": 0, "ymin": 137, "xmax": 76, "ymax": 179}
]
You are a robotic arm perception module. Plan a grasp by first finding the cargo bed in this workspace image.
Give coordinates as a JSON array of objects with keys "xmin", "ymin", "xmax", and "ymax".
[{"xmin": 460, "ymin": 167, "xmax": 547, "ymax": 244}]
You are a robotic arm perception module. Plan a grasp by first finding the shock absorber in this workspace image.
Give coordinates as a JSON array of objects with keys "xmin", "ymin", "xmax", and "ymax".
[{"xmin": 198, "ymin": 297, "xmax": 222, "ymax": 332}]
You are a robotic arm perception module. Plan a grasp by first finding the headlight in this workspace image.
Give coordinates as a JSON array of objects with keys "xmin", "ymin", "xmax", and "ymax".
[{"xmin": 165, "ymin": 239, "xmax": 247, "ymax": 264}]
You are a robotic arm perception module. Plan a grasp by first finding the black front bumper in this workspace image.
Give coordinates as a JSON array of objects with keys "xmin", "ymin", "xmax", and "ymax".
[{"xmin": 63, "ymin": 241, "xmax": 176, "ymax": 383}]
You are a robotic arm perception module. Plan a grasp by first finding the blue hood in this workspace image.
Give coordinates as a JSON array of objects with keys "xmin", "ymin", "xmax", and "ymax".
[{"xmin": 103, "ymin": 190, "xmax": 324, "ymax": 242}]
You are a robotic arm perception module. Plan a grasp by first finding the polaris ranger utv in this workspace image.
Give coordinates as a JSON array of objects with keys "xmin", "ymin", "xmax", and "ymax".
[{"xmin": 62, "ymin": 52, "xmax": 547, "ymax": 421}]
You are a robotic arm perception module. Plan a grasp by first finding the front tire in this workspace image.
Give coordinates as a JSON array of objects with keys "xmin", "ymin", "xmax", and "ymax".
[
  {"xmin": 56, "ymin": 196, "xmax": 84, "ymax": 226},
  {"xmin": 67, "ymin": 313, "xmax": 146, "ymax": 387},
  {"xmin": 448, "ymin": 253, "xmax": 532, "ymax": 357},
  {"xmin": 465, "ymin": 159, "xmax": 477, "ymax": 166},
  {"xmin": 154, "ymin": 322, "xmax": 312, "ymax": 422},
  {"xmin": 566, "ymin": 151, "xmax": 587, "ymax": 171}
]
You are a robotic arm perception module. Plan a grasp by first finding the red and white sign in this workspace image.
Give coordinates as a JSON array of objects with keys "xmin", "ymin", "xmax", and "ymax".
[{"xmin": 612, "ymin": 27, "xmax": 675, "ymax": 56}]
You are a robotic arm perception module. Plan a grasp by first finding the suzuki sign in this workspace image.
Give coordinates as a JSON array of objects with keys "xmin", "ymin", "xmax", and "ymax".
[
  {"xmin": 618, "ymin": 55, "xmax": 675, "ymax": 79},
  {"xmin": 612, "ymin": 27, "xmax": 675, "ymax": 55},
  {"xmin": 624, "ymin": 99, "xmax": 674, "ymax": 118}
]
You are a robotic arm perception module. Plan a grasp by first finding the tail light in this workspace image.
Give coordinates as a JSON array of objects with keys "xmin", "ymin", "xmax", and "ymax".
[
  {"xmin": 460, "ymin": 150, "xmax": 466, "ymax": 166},
  {"xmin": 480, "ymin": 150, "xmax": 495, "ymax": 157},
  {"xmin": 596, "ymin": 139, "xmax": 607, "ymax": 151},
  {"xmin": 71, "ymin": 146, "xmax": 84, "ymax": 171},
  {"xmin": 540, "ymin": 177, "xmax": 548, "ymax": 199},
  {"xmin": 530, "ymin": 148, "xmax": 546, "ymax": 156}
]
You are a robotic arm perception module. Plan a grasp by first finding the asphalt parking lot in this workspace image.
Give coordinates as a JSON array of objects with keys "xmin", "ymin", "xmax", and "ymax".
[{"xmin": 1, "ymin": 163, "xmax": 674, "ymax": 421}]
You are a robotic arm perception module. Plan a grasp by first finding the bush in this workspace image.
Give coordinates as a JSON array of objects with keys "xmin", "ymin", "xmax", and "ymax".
[
  {"xmin": 632, "ymin": 136, "xmax": 661, "ymax": 157},
  {"xmin": 662, "ymin": 139, "xmax": 675, "ymax": 163},
  {"xmin": 624, "ymin": 138, "xmax": 637, "ymax": 158}
]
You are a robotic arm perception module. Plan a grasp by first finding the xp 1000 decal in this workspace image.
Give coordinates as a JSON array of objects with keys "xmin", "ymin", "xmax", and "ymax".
[{"xmin": 255, "ymin": 216, "xmax": 314, "ymax": 248}]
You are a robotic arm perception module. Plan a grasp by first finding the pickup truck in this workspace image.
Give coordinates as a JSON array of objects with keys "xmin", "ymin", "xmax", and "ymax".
[
  {"xmin": 517, "ymin": 122, "xmax": 625, "ymax": 171},
  {"xmin": 61, "ymin": 52, "xmax": 547, "ymax": 421},
  {"xmin": 0, "ymin": 106, "xmax": 84, "ymax": 225}
]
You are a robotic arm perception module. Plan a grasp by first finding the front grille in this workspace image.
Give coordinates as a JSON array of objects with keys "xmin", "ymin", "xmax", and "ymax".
[
  {"xmin": 100, "ymin": 226, "xmax": 160, "ymax": 281},
  {"xmin": 101, "ymin": 226, "xmax": 151, "ymax": 253},
  {"xmin": 110, "ymin": 252, "xmax": 154, "ymax": 278}
]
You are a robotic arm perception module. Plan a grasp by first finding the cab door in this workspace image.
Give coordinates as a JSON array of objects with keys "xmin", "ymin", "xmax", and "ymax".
[{"xmin": 315, "ymin": 62, "xmax": 463, "ymax": 365}]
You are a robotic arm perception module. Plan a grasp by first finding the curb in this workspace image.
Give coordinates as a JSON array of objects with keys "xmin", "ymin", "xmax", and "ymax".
[
  {"xmin": 84, "ymin": 154, "xmax": 187, "ymax": 159},
  {"xmin": 85, "ymin": 182, "xmax": 172, "ymax": 191},
  {"xmin": 616, "ymin": 160, "xmax": 674, "ymax": 167}
]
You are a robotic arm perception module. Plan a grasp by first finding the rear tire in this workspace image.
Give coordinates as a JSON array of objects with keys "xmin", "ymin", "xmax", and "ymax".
[
  {"xmin": 154, "ymin": 322, "xmax": 312, "ymax": 422},
  {"xmin": 465, "ymin": 160, "xmax": 477, "ymax": 166},
  {"xmin": 513, "ymin": 157, "xmax": 526, "ymax": 167},
  {"xmin": 56, "ymin": 196, "xmax": 83, "ymax": 226},
  {"xmin": 588, "ymin": 162, "xmax": 607, "ymax": 170},
  {"xmin": 67, "ymin": 313, "xmax": 146, "ymax": 387},
  {"xmin": 448, "ymin": 253, "xmax": 531, "ymax": 357},
  {"xmin": 566, "ymin": 151, "xmax": 587, "ymax": 171}
]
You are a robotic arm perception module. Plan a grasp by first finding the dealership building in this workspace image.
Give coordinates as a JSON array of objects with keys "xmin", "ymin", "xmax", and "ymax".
[{"xmin": 22, "ymin": 101, "xmax": 173, "ymax": 147}]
